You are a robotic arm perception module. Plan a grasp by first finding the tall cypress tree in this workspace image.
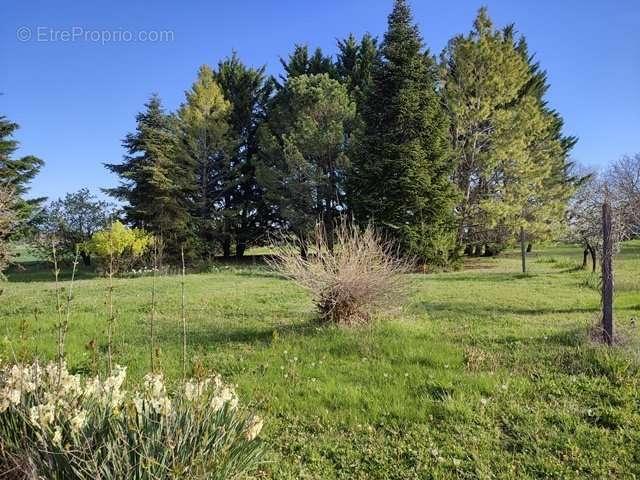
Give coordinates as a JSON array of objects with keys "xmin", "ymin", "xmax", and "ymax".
[
  {"xmin": 215, "ymin": 53, "xmax": 274, "ymax": 256},
  {"xmin": 349, "ymin": 0, "xmax": 456, "ymax": 264},
  {"xmin": 336, "ymin": 33, "xmax": 379, "ymax": 107},
  {"xmin": 178, "ymin": 66, "xmax": 232, "ymax": 256},
  {"xmin": 278, "ymin": 45, "xmax": 336, "ymax": 86},
  {"xmin": 0, "ymin": 115, "xmax": 45, "ymax": 237},
  {"xmin": 105, "ymin": 95, "xmax": 191, "ymax": 257}
]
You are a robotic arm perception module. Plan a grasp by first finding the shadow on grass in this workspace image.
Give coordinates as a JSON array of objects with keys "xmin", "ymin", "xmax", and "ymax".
[
  {"xmin": 419, "ymin": 301, "xmax": 598, "ymax": 318},
  {"xmin": 156, "ymin": 316, "xmax": 323, "ymax": 349},
  {"xmin": 6, "ymin": 264, "xmax": 98, "ymax": 283},
  {"xmin": 233, "ymin": 270, "xmax": 287, "ymax": 281},
  {"xmin": 431, "ymin": 272, "xmax": 540, "ymax": 283}
]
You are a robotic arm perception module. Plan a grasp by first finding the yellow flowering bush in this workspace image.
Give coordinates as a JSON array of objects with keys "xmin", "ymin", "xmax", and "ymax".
[
  {"xmin": 82, "ymin": 220, "xmax": 152, "ymax": 275},
  {"xmin": 0, "ymin": 361, "xmax": 264, "ymax": 479}
]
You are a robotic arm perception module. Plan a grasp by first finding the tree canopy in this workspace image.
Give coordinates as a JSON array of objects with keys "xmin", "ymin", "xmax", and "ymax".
[{"xmin": 101, "ymin": 1, "xmax": 583, "ymax": 267}]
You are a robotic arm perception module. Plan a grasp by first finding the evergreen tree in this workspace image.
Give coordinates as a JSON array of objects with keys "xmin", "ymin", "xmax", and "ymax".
[
  {"xmin": 178, "ymin": 66, "xmax": 232, "ymax": 256},
  {"xmin": 0, "ymin": 115, "xmax": 45, "ymax": 237},
  {"xmin": 258, "ymin": 74, "xmax": 355, "ymax": 250},
  {"xmin": 336, "ymin": 33, "xmax": 379, "ymax": 106},
  {"xmin": 215, "ymin": 53, "xmax": 274, "ymax": 256},
  {"xmin": 441, "ymin": 9, "xmax": 576, "ymax": 257},
  {"xmin": 0, "ymin": 186, "xmax": 15, "ymax": 276},
  {"xmin": 349, "ymin": 0, "xmax": 456, "ymax": 264},
  {"xmin": 441, "ymin": 9, "xmax": 530, "ymax": 254},
  {"xmin": 279, "ymin": 45, "xmax": 336, "ymax": 85},
  {"xmin": 105, "ymin": 95, "xmax": 190, "ymax": 258},
  {"xmin": 515, "ymin": 34, "xmax": 578, "ymax": 250}
]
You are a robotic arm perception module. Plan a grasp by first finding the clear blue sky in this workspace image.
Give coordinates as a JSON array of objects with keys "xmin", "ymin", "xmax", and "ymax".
[{"xmin": 1, "ymin": 0, "xmax": 639, "ymax": 202}]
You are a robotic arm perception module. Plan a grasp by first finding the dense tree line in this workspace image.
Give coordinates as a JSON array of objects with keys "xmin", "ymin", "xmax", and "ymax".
[
  {"xmin": 106, "ymin": 0, "xmax": 579, "ymax": 264},
  {"xmin": 1, "ymin": 0, "xmax": 638, "ymax": 275}
]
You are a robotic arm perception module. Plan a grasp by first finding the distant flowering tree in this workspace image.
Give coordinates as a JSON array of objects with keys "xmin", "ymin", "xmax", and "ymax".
[
  {"xmin": 566, "ymin": 171, "xmax": 605, "ymax": 272},
  {"xmin": 606, "ymin": 153, "xmax": 640, "ymax": 238},
  {"xmin": 566, "ymin": 169, "xmax": 626, "ymax": 271}
]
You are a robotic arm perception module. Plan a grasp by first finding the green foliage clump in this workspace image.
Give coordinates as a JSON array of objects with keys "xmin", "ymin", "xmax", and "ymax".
[{"xmin": 37, "ymin": 188, "xmax": 113, "ymax": 265}]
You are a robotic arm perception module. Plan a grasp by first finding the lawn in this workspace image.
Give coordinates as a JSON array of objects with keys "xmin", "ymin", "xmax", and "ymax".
[{"xmin": 1, "ymin": 242, "xmax": 639, "ymax": 479}]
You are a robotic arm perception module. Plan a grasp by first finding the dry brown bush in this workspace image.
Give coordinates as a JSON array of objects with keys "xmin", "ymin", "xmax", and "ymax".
[{"xmin": 269, "ymin": 222, "xmax": 411, "ymax": 326}]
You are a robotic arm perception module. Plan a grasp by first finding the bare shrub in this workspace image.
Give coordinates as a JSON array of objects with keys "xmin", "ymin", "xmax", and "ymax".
[{"xmin": 269, "ymin": 222, "xmax": 411, "ymax": 326}]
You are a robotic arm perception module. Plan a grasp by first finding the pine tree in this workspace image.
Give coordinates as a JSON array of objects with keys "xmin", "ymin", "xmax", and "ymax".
[
  {"xmin": 441, "ymin": 9, "xmax": 530, "ymax": 254},
  {"xmin": 178, "ymin": 66, "xmax": 232, "ymax": 256},
  {"xmin": 105, "ymin": 95, "xmax": 191, "ymax": 258},
  {"xmin": 441, "ymin": 8, "xmax": 576, "ymax": 258},
  {"xmin": 0, "ymin": 115, "xmax": 45, "ymax": 237},
  {"xmin": 258, "ymin": 74, "xmax": 355, "ymax": 250},
  {"xmin": 515, "ymin": 34, "xmax": 578, "ymax": 250},
  {"xmin": 349, "ymin": 0, "xmax": 456, "ymax": 264},
  {"xmin": 215, "ymin": 53, "xmax": 274, "ymax": 256}
]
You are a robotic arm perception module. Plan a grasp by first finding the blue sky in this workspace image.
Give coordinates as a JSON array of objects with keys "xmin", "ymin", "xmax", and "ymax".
[{"xmin": 1, "ymin": 0, "xmax": 639, "ymax": 202}]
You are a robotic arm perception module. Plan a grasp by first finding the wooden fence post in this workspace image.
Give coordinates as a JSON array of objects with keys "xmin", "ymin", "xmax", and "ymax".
[
  {"xmin": 520, "ymin": 226, "xmax": 526, "ymax": 274},
  {"xmin": 602, "ymin": 199, "xmax": 614, "ymax": 344}
]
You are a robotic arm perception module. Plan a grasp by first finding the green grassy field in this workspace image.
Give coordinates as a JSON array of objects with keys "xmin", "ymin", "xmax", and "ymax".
[{"xmin": 1, "ymin": 243, "xmax": 639, "ymax": 479}]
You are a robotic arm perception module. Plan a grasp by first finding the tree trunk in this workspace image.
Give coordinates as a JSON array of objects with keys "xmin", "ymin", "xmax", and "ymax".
[
  {"xmin": 222, "ymin": 238, "xmax": 231, "ymax": 258},
  {"xmin": 235, "ymin": 240, "xmax": 246, "ymax": 258},
  {"xmin": 324, "ymin": 212, "xmax": 334, "ymax": 253},
  {"xmin": 80, "ymin": 251, "xmax": 91, "ymax": 267},
  {"xmin": 582, "ymin": 248, "xmax": 588, "ymax": 269},
  {"xmin": 520, "ymin": 226, "xmax": 526, "ymax": 274},
  {"xmin": 326, "ymin": 163, "xmax": 337, "ymax": 253},
  {"xmin": 588, "ymin": 245, "xmax": 597, "ymax": 273},
  {"xmin": 602, "ymin": 201, "xmax": 614, "ymax": 344}
]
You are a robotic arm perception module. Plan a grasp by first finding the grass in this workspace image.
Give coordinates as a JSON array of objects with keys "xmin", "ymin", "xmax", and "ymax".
[{"xmin": 1, "ymin": 242, "xmax": 639, "ymax": 479}]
